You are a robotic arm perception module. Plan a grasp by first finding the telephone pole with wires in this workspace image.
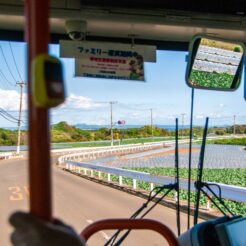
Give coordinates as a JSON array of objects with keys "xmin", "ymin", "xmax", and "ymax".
[
  {"xmin": 16, "ymin": 81, "xmax": 26, "ymax": 154},
  {"xmin": 110, "ymin": 101, "xmax": 117, "ymax": 146},
  {"xmin": 150, "ymin": 108, "xmax": 153, "ymax": 138},
  {"xmin": 233, "ymin": 115, "xmax": 236, "ymax": 135},
  {"xmin": 4, "ymin": 42, "xmax": 25, "ymax": 153},
  {"xmin": 94, "ymin": 101, "xmax": 118, "ymax": 146},
  {"xmin": 0, "ymin": 43, "xmax": 26, "ymax": 153}
]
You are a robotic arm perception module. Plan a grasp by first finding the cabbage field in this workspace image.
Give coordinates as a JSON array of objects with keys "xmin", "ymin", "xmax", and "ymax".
[
  {"xmin": 189, "ymin": 70, "xmax": 234, "ymax": 88},
  {"xmin": 127, "ymin": 167, "xmax": 246, "ymax": 216}
]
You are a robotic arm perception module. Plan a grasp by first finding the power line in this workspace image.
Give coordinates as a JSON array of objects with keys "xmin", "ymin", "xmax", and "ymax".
[
  {"xmin": 0, "ymin": 69, "xmax": 15, "ymax": 85},
  {"xmin": 0, "ymin": 108, "xmax": 26, "ymax": 125},
  {"xmin": 9, "ymin": 42, "xmax": 23, "ymax": 82},
  {"xmin": 0, "ymin": 70, "xmax": 14, "ymax": 88},
  {"xmin": 0, "ymin": 108, "xmax": 20, "ymax": 122},
  {"xmin": 118, "ymin": 103, "xmax": 150, "ymax": 111},
  {"xmin": 0, "ymin": 46, "xmax": 17, "ymax": 83},
  {"xmin": 0, "ymin": 78, "xmax": 8, "ymax": 90},
  {"xmin": 0, "ymin": 111, "xmax": 18, "ymax": 124},
  {"xmin": 16, "ymin": 81, "xmax": 26, "ymax": 154},
  {"xmin": 0, "ymin": 110, "xmax": 25, "ymax": 119}
]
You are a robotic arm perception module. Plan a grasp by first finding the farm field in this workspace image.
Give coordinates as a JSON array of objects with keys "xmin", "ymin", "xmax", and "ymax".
[
  {"xmin": 207, "ymin": 138, "xmax": 246, "ymax": 145},
  {"xmin": 54, "ymin": 136, "xmax": 176, "ymax": 148},
  {"xmin": 86, "ymin": 143, "xmax": 245, "ymax": 215},
  {"xmin": 189, "ymin": 70, "xmax": 234, "ymax": 88},
  {"xmin": 127, "ymin": 167, "xmax": 246, "ymax": 216},
  {"xmin": 104, "ymin": 145, "xmax": 246, "ymax": 169}
]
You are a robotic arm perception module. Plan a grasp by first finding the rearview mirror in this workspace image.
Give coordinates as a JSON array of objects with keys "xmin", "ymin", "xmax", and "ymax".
[{"xmin": 186, "ymin": 36, "xmax": 245, "ymax": 91}]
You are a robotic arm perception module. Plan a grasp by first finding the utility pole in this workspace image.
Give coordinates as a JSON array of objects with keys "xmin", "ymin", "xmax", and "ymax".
[
  {"xmin": 150, "ymin": 108, "xmax": 153, "ymax": 138},
  {"xmin": 181, "ymin": 113, "xmax": 185, "ymax": 137},
  {"xmin": 16, "ymin": 81, "xmax": 25, "ymax": 154},
  {"xmin": 110, "ymin": 101, "xmax": 117, "ymax": 146},
  {"xmin": 233, "ymin": 115, "xmax": 236, "ymax": 135}
]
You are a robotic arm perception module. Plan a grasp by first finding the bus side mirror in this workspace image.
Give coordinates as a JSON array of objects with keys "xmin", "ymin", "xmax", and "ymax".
[{"xmin": 186, "ymin": 36, "xmax": 245, "ymax": 91}]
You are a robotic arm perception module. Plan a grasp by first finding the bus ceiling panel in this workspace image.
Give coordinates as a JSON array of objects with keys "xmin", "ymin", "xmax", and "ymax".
[
  {"xmin": 2, "ymin": 14, "xmax": 244, "ymax": 43},
  {"xmin": 0, "ymin": 1, "xmax": 244, "ymax": 46},
  {"xmin": 80, "ymin": 0, "xmax": 246, "ymax": 16},
  {"xmin": 50, "ymin": 0, "xmax": 80, "ymax": 9},
  {"xmin": 5, "ymin": 0, "xmax": 240, "ymax": 16},
  {"xmin": 68, "ymin": 21, "xmax": 246, "ymax": 42},
  {"xmin": 0, "ymin": 0, "xmax": 22, "ymax": 6},
  {"xmin": 0, "ymin": 0, "xmax": 80, "ymax": 8},
  {"xmin": 0, "ymin": 0, "xmax": 244, "ymax": 16},
  {"xmin": 0, "ymin": 15, "xmax": 23, "ymax": 31}
]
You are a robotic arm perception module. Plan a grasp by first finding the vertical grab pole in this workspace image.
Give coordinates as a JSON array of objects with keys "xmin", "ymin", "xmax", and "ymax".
[{"xmin": 25, "ymin": 0, "xmax": 52, "ymax": 221}]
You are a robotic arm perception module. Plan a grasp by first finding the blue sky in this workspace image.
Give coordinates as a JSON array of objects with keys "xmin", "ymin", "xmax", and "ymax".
[{"xmin": 0, "ymin": 41, "xmax": 245, "ymax": 128}]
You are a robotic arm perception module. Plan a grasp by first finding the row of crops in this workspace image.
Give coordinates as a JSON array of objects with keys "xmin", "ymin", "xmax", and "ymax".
[
  {"xmin": 193, "ymin": 60, "xmax": 237, "ymax": 75},
  {"xmin": 126, "ymin": 167, "xmax": 246, "ymax": 216},
  {"xmin": 196, "ymin": 50, "xmax": 240, "ymax": 66},
  {"xmin": 199, "ymin": 45, "xmax": 242, "ymax": 59},
  {"xmin": 106, "ymin": 145, "xmax": 246, "ymax": 169},
  {"xmin": 82, "ymin": 167, "xmax": 245, "ymax": 216},
  {"xmin": 189, "ymin": 70, "xmax": 234, "ymax": 88},
  {"xmin": 191, "ymin": 45, "xmax": 243, "ymax": 84}
]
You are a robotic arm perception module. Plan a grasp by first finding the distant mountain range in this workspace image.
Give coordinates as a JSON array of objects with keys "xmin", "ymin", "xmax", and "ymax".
[
  {"xmin": 74, "ymin": 123, "xmax": 203, "ymax": 130},
  {"xmin": 1, "ymin": 126, "xmax": 27, "ymax": 131},
  {"xmin": 1, "ymin": 123, "xmax": 231, "ymax": 131}
]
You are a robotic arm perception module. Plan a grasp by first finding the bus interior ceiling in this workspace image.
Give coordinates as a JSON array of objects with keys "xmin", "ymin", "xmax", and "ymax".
[{"xmin": 0, "ymin": 0, "xmax": 244, "ymax": 49}]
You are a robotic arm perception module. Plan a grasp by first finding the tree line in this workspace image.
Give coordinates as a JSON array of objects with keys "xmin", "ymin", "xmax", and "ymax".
[{"xmin": 0, "ymin": 121, "xmax": 245, "ymax": 146}]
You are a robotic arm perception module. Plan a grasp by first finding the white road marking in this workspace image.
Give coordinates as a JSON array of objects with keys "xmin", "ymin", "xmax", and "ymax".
[{"xmin": 86, "ymin": 219, "xmax": 110, "ymax": 241}]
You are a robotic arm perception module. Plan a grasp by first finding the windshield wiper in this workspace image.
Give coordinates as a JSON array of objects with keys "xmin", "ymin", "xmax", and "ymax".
[{"xmin": 105, "ymin": 118, "xmax": 181, "ymax": 246}]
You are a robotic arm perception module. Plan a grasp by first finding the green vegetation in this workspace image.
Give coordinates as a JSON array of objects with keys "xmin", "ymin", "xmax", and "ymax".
[
  {"xmin": 55, "ymin": 137, "xmax": 175, "ymax": 148},
  {"xmin": 126, "ymin": 167, "xmax": 246, "ymax": 216},
  {"xmin": 208, "ymin": 138, "xmax": 246, "ymax": 146},
  {"xmin": 209, "ymin": 125, "xmax": 246, "ymax": 136},
  {"xmin": 190, "ymin": 70, "xmax": 234, "ymax": 89},
  {"xmin": 50, "ymin": 122, "xmax": 244, "ymax": 144},
  {"xmin": 1, "ymin": 121, "xmax": 246, "ymax": 147},
  {"xmin": 0, "ymin": 128, "xmax": 26, "ymax": 146},
  {"xmin": 82, "ymin": 167, "xmax": 246, "ymax": 215},
  {"xmin": 128, "ymin": 168, "xmax": 246, "ymax": 187},
  {"xmin": 234, "ymin": 46, "xmax": 242, "ymax": 52},
  {"xmin": 51, "ymin": 122, "xmax": 172, "ymax": 143},
  {"xmin": 200, "ymin": 38, "xmax": 243, "ymax": 52},
  {"xmin": 51, "ymin": 121, "xmax": 92, "ymax": 142}
]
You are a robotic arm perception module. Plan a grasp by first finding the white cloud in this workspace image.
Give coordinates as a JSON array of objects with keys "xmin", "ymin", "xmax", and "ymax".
[
  {"xmin": 128, "ymin": 112, "xmax": 142, "ymax": 119},
  {"xmin": 60, "ymin": 94, "xmax": 103, "ymax": 110},
  {"xmin": 196, "ymin": 114, "xmax": 204, "ymax": 119},
  {"xmin": 51, "ymin": 94, "xmax": 111, "ymax": 125},
  {"xmin": 167, "ymin": 115, "xmax": 176, "ymax": 119},
  {"xmin": 0, "ymin": 89, "xmax": 27, "ymax": 110}
]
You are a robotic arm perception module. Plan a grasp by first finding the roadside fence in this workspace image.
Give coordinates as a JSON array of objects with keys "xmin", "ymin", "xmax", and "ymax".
[{"xmin": 57, "ymin": 142, "xmax": 246, "ymax": 212}]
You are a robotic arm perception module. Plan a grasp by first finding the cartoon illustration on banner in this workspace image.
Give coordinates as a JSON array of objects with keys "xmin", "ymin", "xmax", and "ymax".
[{"xmin": 75, "ymin": 51, "xmax": 145, "ymax": 81}]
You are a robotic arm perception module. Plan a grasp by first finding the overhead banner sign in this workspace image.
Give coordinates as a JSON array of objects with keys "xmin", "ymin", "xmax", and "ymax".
[
  {"xmin": 75, "ymin": 54, "xmax": 145, "ymax": 81},
  {"xmin": 60, "ymin": 40, "xmax": 156, "ymax": 63}
]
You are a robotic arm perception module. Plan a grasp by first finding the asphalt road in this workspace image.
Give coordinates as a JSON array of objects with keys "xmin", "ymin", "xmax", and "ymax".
[{"xmin": 0, "ymin": 158, "xmax": 188, "ymax": 246}]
